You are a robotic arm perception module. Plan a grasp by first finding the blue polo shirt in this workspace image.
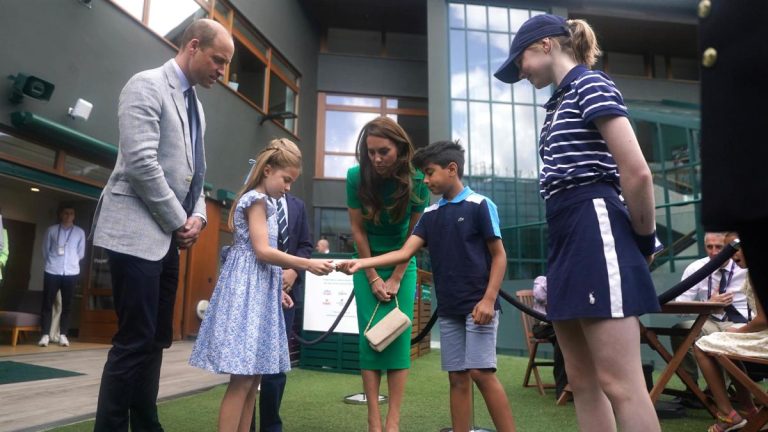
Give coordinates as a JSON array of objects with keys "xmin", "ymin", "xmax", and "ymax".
[
  {"xmin": 539, "ymin": 65, "xmax": 628, "ymax": 200},
  {"xmin": 412, "ymin": 186, "xmax": 502, "ymax": 317}
]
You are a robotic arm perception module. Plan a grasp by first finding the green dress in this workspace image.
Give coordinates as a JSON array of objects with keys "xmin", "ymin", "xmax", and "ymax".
[{"xmin": 346, "ymin": 165, "xmax": 430, "ymax": 370}]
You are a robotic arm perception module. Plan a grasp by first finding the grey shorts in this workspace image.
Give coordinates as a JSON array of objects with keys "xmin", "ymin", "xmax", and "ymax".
[{"xmin": 439, "ymin": 311, "xmax": 499, "ymax": 372}]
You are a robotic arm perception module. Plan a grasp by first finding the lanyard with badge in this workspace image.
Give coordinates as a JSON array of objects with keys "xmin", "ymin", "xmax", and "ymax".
[
  {"xmin": 707, "ymin": 261, "xmax": 735, "ymax": 298},
  {"xmin": 55, "ymin": 225, "xmax": 74, "ymax": 256}
]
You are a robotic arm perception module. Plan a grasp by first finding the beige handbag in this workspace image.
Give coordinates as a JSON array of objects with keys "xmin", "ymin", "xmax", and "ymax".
[{"xmin": 364, "ymin": 296, "xmax": 411, "ymax": 352}]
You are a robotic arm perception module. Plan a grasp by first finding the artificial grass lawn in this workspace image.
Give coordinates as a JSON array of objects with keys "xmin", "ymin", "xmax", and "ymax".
[{"xmin": 54, "ymin": 351, "xmax": 716, "ymax": 431}]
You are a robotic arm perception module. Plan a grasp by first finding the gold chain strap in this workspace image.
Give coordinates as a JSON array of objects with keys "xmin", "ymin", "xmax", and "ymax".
[{"xmin": 364, "ymin": 296, "xmax": 400, "ymax": 334}]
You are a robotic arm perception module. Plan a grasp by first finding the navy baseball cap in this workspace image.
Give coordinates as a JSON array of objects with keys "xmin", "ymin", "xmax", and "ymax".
[{"xmin": 494, "ymin": 14, "xmax": 570, "ymax": 83}]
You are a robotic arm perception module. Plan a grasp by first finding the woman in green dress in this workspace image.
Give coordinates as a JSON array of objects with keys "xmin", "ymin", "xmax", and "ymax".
[{"xmin": 346, "ymin": 116, "xmax": 429, "ymax": 432}]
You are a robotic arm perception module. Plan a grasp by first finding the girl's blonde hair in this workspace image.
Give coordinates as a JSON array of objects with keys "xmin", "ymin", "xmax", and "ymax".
[
  {"xmin": 533, "ymin": 19, "xmax": 602, "ymax": 68},
  {"xmin": 228, "ymin": 138, "xmax": 302, "ymax": 229}
]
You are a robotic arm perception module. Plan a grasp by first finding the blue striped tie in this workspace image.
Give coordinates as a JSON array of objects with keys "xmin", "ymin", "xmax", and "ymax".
[{"xmin": 276, "ymin": 198, "xmax": 289, "ymax": 252}]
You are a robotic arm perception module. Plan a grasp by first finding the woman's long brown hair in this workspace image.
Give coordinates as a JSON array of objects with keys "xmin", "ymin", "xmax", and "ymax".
[{"xmin": 355, "ymin": 116, "xmax": 419, "ymax": 224}]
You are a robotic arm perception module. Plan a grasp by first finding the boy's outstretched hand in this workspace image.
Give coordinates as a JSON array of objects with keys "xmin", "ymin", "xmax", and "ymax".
[
  {"xmin": 335, "ymin": 260, "xmax": 362, "ymax": 275},
  {"xmin": 472, "ymin": 298, "xmax": 496, "ymax": 325},
  {"xmin": 307, "ymin": 259, "xmax": 335, "ymax": 276}
]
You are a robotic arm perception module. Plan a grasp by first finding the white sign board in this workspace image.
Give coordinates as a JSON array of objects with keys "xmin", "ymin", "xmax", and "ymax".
[{"xmin": 303, "ymin": 270, "xmax": 359, "ymax": 334}]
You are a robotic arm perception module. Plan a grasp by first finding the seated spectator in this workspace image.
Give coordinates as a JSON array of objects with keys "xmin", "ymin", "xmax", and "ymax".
[
  {"xmin": 673, "ymin": 232, "xmax": 749, "ymax": 386},
  {"xmin": 694, "ymin": 232, "xmax": 767, "ymax": 432},
  {"xmin": 531, "ymin": 275, "xmax": 568, "ymax": 399}
]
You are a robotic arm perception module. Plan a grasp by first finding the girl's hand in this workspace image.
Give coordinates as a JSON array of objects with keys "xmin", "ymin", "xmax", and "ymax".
[
  {"xmin": 281, "ymin": 291, "xmax": 294, "ymax": 309},
  {"xmin": 307, "ymin": 259, "xmax": 335, "ymax": 276},
  {"xmin": 382, "ymin": 277, "xmax": 401, "ymax": 299},
  {"xmin": 371, "ymin": 278, "xmax": 392, "ymax": 302}
]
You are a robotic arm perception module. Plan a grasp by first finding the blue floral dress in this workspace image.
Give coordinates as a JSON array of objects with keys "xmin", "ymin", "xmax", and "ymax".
[{"xmin": 189, "ymin": 190, "xmax": 290, "ymax": 375}]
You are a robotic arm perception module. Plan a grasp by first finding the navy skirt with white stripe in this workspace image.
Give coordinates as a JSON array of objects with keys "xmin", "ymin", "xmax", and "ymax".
[{"xmin": 545, "ymin": 183, "xmax": 661, "ymax": 320}]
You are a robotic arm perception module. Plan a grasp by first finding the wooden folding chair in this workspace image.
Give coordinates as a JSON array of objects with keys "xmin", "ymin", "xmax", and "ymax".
[
  {"xmin": 712, "ymin": 353, "xmax": 768, "ymax": 432},
  {"xmin": 516, "ymin": 289, "xmax": 555, "ymax": 396}
]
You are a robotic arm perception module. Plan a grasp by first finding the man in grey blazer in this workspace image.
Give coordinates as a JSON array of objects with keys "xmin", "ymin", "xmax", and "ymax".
[{"xmin": 93, "ymin": 19, "xmax": 233, "ymax": 431}]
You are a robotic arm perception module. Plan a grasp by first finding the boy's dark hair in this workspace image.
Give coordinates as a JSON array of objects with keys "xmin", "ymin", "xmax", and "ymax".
[{"xmin": 412, "ymin": 140, "xmax": 465, "ymax": 178}]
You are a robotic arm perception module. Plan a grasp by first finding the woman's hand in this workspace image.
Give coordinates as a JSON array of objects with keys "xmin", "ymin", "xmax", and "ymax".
[
  {"xmin": 371, "ymin": 278, "xmax": 392, "ymax": 302},
  {"xmin": 383, "ymin": 277, "xmax": 401, "ymax": 299},
  {"xmin": 307, "ymin": 259, "xmax": 335, "ymax": 276}
]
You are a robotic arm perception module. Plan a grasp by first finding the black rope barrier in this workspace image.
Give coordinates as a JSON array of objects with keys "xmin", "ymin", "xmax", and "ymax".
[
  {"xmin": 292, "ymin": 290, "xmax": 355, "ymax": 346},
  {"xmin": 294, "ymin": 241, "xmax": 740, "ymax": 347},
  {"xmin": 411, "ymin": 311, "xmax": 438, "ymax": 345},
  {"xmin": 498, "ymin": 289, "xmax": 550, "ymax": 323},
  {"xmin": 656, "ymin": 240, "xmax": 739, "ymax": 304}
]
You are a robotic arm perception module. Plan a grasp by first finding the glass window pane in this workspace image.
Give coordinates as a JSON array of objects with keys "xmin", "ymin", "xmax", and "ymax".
[
  {"xmin": 268, "ymin": 73, "xmax": 297, "ymax": 130},
  {"xmin": 214, "ymin": 0, "xmax": 230, "ymax": 18},
  {"xmin": 326, "ymin": 95, "xmax": 381, "ymax": 108},
  {"xmin": 467, "ymin": 31, "xmax": 489, "ymax": 101},
  {"xmin": 271, "ymin": 52, "xmax": 299, "ymax": 83},
  {"xmin": 325, "ymin": 111, "xmax": 380, "ymax": 153},
  {"xmin": 450, "ymin": 30, "xmax": 467, "ymax": 99},
  {"xmin": 234, "ymin": 17, "xmax": 268, "ymax": 55},
  {"xmin": 319, "ymin": 208, "xmax": 355, "ymax": 253},
  {"xmin": 488, "ymin": 7, "xmax": 509, "ymax": 32},
  {"xmin": 148, "ymin": 0, "xmax": 207, "ymax": 47},
  {"xmin": 465, "ymin": 5, "xmax": 487, "ymax": 30},
  {"xmin": 229, "ymin": 37, "xmax": 267, "ymax": 108},
  {"xmin": 509, "ymin": 9, "xmax": 530, "ymax": 33},
  {"xmin": 535, "ymin": 84, "xmax": 553, "ymax": 105},
  {"xmin": 451, "ymin": 100, "xmax": 469, "ymax": 148},
  {"xmin": 0, "ymin": 132, "xmax": 56, "ymax": 167},
  {"xmin": 449, "ymin": 3, "xmax": 465, "ymax": 28},
  {"xmin": 492, "ymin": 104, "xmax": 515, "ymax": 177},
  {"xmin": 513, "ymin": 79, "xmax": 534, "ymax": 104},
  {"xmin": 386, "ymin": 98, "xmax": 428, "ymax": 111},
  {"xmin": 489, "ymin": 33, "xmax": 512, "ymax": 102},
  {"xmin": 469, "ymin": 102, "xmax": 492, "ymax": 176},
  {"xmin": 64, "ymin": 157, "xmax": 112, "ymax": 184},
  {"xmin": 323, "ymin": 155, "xmax": 357, "ymax": 178},
  {"xmin": 112, "ymin": 0, "xmax": 144, "ymax": 21},
  {"xmin": 514, "ymin": 105, "xmax": 538, "ymax": 178}
]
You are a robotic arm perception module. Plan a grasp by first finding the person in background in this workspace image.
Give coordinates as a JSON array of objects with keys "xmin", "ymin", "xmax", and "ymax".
[
  {"xmin": 39, "ymin": 205, "xmax": 86, "ymax": 347},
  {"xmin": 672, "ymin": 232, "xmax": 748, "ymax": 390},
  {"xmin": 315, "ymin": 238, "xmax": 330, "ymax": 254},
  {"xmin": 694, "ymin": 232, "xmax": 765, "ymax": 432},
  {"xmin": 531, "ymin": 275, "xmax": 568, "ymax": 400}
]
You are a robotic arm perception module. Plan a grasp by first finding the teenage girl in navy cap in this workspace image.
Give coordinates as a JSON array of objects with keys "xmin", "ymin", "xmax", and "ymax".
[{"xmin": 495, "ymin": 14, "xmax": 661, "ymax": 431}]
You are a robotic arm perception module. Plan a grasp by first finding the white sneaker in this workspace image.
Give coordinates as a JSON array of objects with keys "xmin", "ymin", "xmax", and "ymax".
[
  {"xmin": 59, "ymin": 335, "xmax": 69, "ymax": 347},
  {"xmin": 38, "ymin": 335, "xmax": 50, "ymax": 347}
]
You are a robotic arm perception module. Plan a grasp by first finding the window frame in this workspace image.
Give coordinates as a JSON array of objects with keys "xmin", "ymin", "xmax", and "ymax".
[
  {"xmin": 315, "ymin": 92, "xmax": 428, "ymax": 179},
  {"xmin": 106, "ymin": 0, "xmax": 302, "ymax": 138}
]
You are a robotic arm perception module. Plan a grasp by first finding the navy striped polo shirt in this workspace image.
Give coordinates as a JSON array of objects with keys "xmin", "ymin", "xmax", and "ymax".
[
  {"xmin": 539, "ymin": 65, "xmax": 628, "ymax": 200},
  {"xmin": 411, "ymin": 186, "xmax": 502, "ymax": 317}
]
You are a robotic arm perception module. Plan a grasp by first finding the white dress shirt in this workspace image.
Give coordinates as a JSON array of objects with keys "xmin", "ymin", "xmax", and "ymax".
[
  {"xmin": 676, "ymin": 257, "xmax": 749, "ymax": 320},
  {"xmin": 43, "ymin": 224, "xmax": 86, "ymax": 276}
]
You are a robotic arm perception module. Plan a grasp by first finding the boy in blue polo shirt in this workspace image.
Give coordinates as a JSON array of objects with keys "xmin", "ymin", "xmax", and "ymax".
[{"xmin": 338, "ymin": 141, "xmax": 515, "ymax": 432}]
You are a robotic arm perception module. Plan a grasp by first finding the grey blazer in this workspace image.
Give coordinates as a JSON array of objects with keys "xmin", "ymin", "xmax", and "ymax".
[{"xmin": 93, "ymin": 60, "xmax": 207, "ymax": 261}]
